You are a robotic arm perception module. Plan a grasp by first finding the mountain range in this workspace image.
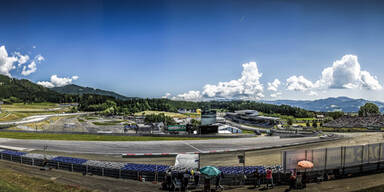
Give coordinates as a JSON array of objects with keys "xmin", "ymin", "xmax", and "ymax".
[
  {"xmin": 263, "ymin": 97, "xmax": 384, "ymax": 113},
  {"xmin": 51, "ymin": 84, "xmax": 131, "ymax": 100}
]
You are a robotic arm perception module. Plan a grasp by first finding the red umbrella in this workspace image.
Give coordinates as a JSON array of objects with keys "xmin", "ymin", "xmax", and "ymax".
[{"xmin": 298, "ymin": 160, "xmax": 314, "ymax": 169}]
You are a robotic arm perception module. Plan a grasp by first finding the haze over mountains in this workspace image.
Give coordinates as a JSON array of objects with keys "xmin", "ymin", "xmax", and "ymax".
[{"xmin": 263, "ymin": 97, "xmax": 384, "ymax": 113}]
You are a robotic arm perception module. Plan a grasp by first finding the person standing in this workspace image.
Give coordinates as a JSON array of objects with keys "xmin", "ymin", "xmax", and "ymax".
[
  {"xmin": 253, "ymin": 169, "xmax": 261, "ymax": 188},
  {"xmin": 286, "ymin": 170, "xmax": 296, "ymax": 191},
  {"xmin": 194, "ymin": 171, "xmax": 200, "ymax": 186},
  {"xmin": 266, "ymin": 168, "xmax": 273, "ymax": 189}
]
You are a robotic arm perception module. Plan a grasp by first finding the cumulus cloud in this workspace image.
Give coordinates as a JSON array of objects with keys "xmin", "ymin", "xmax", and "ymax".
[
  {"xmin": 270, "ymin": 92, "xmax": 282, "ymax": 98},
  {"xmin": 72, "ymin": 75, "xmax": 79, "ymax": 80},
  {"xmin": 14, "ymin": 52, "xmax": 30, "ymax": 67},
  {"xmin": 36, "ymin": 81, "xmax": 54, "ymax": 88},
  {"xmin": 162, "ymin": 92, "xmax": 171, "ymax": 99},
  {"xmin": 0, "ymin": 45, "xmax": 45, "ymax": 77},
  {"xmin": 308, "ymin": 91, "xmax": 318, "ymax": 96},
  {"xmin": 20, "ymin": 54, "xmax": 44, "ymax": 76},
  {"xmin": 0, "ymin": 46, "xmax": 18, "ymax": 77},
  {"xmin": 315, "ymin": 54, "xmax": 382, "ymax": 90},
  {"xmin": 172, "ymin": 61, "xmax": 264, "ymax": 101},
  {"xmin": 286, "ymin": 55, "xmax": 382, "ymax": 92},
  {"xmin": 202, "ymin": 62, "xmax": 264, "ymax": 100},
  {"xmin": 267, "ymin": 79, "xmax": 281, "ymax": 92},
  {"xmin": 286, "ymin": 75, "xmax": 314, "ymax": 91},
  {"xmin": 172, "ymin": 90, "xmax": 202, "ymax": 101},
  {"xmin": 37, "ymin": 75, "xmax": 79, "ymax": 88},
  {"xmin": 21, "ymin": 61, "xmax": 37, "ymax": 76}
]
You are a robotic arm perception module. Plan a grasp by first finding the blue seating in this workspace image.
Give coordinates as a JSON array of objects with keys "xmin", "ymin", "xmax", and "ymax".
[
  {"xmin": 51, "ymin": 156, "xmax": 87, "ymax": 165},
  {"xmin": 1, "ymin": 150, "xmax": 27, "ymax": 156},
  {"xmin": 0, "ymin": 150, "xmax": 282, "ymax": 176},
  {"xmin": 121, "ymin": 163, "xmax": 169, "ymax": 173}
]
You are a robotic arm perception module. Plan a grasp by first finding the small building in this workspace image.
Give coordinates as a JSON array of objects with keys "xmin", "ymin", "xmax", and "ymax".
[{"xmin": 201, "ymin": 110, "xmax": 217, "ymax": 125}]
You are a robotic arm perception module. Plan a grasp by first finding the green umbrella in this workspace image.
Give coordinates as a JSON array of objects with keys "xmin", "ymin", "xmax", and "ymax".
[{"xmin": 200, "ymin": 166, "xmax": 221, "ymax": 177}]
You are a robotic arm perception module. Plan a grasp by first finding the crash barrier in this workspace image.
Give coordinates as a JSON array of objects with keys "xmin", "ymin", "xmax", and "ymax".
[{"xmin": 0, "ymin": 149, "xmax": 286, "ymax": 185}]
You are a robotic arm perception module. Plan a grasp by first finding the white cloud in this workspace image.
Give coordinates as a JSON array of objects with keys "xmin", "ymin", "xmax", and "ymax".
[
  {"xmin": 360, "ymin": 71, "xmax": 382, "ymax": 90},
  {"xmin": 173, "ymin": 90, "xmax": 202, "ymax": 101},
  {"xmin": 0, "ymin": 46, "xmax": 18, "ymax": 77},
  {"xmin": 308, "ymin": 91, "xmax": 318, "ymax": 96},
  {"xmin": 315, "ymin": 54, "xmax": 382, "ymax": 90},
  {"xmin": 162, "ymin": 92, "xmax": 171, "ymax": 99},
  {"xmin": 37, "ymin": 75, "xmax": 79, "ymax": 88},
  {"xmin": 21, "ymin": 61, "xmax": 37, "ymax": 76},
  {"xmin": 202, "ymin": 62, "xmax": 264, "ymax": 100},
  {"xmin": 286, "ymin": 75, "xmax": 314, "ymax": 91},
  {"xmin": 173, "ymin": 61, "xmax": 265, "ymax": 101},
  {"xmin": 14, "ymin": 52, "xmax": 30, "ymax": 67},
  {"xmin": 20, "ymin": 54, "xmax": 44, "ymax": 76},
  {"xmin": 0, "ymin": 45, "xmax": 45, "ymax": 77},
  {"xmin": 35, "ymin": 54, "xmax": 44, "ymax": 62},
  {"xmin": 37, "ymin": 81, "xmax": 54, "ymax": 88},
  {"xmin": 267, "ymin": 78, "xmax": 281, "ymax": 92},
  {"xmin": 270, "ymin": 92, "xmax": 282, "ymax": 98}
]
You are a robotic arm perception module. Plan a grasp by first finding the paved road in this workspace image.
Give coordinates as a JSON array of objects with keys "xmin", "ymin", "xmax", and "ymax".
[{"xmin": 0, "ymin": 136, "xmax": 333, "ymax": 155}]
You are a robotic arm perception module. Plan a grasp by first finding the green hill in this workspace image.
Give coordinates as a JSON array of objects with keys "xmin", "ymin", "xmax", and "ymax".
[
  {"xmin": 0, "ymin": 74, "xmax": 64, "ymax": 103},
  {"xmin": 51, "ymin": 84, "xmax": 130, "ymax": 100}
]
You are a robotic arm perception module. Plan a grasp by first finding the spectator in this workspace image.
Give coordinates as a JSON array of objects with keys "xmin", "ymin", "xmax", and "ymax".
[
  {"xmin": 286, "ymin": 170, "xmax": 296, "ymax": 191},
  {"xmin": 182, "ymin": 170, "xmax": 190, "ymax": 191},
  {"xmin": 266, "ymin": 168, "xmax": 273, "ymax": 189},
  {"xmin": 215, "ymin": 172, "xmax": 224, "ymax": 191},
  {"xmin": 194, "ymin": 171, "xmax": 200, "ymax": 186},
  {"xmin": 254, "ymin": 169, "xmax": 261, "ymax": 188},
  {"xmin": 204, "ymin": 177, "xmax": 211, "ymax": 192}
]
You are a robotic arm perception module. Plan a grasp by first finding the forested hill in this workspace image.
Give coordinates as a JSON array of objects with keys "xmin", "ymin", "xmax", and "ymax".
[
  {"xmin": 0, "ymin": 74, "xmax": 314, "ymax": 117},
  {"xmin": 51, "ymin": 84, "xmax": 130, "ymax": 100},
  {"xmin": 0, "ymin": 74, "xmax": 67, "ymax": 103}
]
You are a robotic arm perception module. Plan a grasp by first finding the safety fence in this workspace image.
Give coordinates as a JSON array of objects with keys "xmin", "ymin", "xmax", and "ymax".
[{"xmin": 282, "ymin": 142, "xmax": 384, "ymax": 179}]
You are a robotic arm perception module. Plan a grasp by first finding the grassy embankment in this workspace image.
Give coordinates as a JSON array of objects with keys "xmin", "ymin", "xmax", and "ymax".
[
  {"xmin": 0, "ymin": 131, "xmax": 217, "ymax": 141},
  {"xmin": 0, "ymin": 167, "xmax": 89, "ymax": 192}
]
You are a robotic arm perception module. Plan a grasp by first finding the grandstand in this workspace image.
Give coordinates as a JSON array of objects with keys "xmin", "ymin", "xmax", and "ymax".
[
  {"xmin": 324, "ymin": 115, "xmax": 384, "ymax": 129},
  {"xmin": 225, "ymin": 110, "xmax": 280, "ymax": 128}
]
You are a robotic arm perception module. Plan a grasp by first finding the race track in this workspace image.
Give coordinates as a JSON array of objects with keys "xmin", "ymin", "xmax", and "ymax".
[{"xmin": 0, "ymin": 136, "xmax": 337, "ymax": 155}]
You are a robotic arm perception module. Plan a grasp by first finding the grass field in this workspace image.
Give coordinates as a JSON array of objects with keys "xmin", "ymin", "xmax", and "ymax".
[
  {"xmin": 0, "ymin": 166, "xmax": 89, "ymax": 192},
  {"xmin": 92, "ymin": 120, "xmax": 124, "ymax": 126},
  {"xmin": 0, "ymin": 132, "xmax": 215, "ymax": 141}
]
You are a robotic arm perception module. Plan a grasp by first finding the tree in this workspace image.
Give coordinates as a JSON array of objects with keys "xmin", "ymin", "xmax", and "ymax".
[
  {"xmin": 287, "ymin": 118, "xmax": 293, "ymax": 126},
  {"xmin": 359, "ymin": 103, "xmax": 380, "ymax": 117},
  {"xmin": 312, "ymin": 120, "xmax": 317, "ymax": 128},
  {"xmin": 328, "ymin": 111, "xmax": 344, "ymax": 120}
]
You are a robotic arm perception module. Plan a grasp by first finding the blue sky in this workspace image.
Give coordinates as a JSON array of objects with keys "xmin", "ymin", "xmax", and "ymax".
[{"xmin": 1, "ymin": 0, "xmax": 384, "ymax": 101}]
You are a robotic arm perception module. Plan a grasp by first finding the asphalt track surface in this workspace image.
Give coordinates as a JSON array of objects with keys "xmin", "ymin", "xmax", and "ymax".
[{"xmin": 0, "ymin": 136, "xmax": 334, "ymax": 155}]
